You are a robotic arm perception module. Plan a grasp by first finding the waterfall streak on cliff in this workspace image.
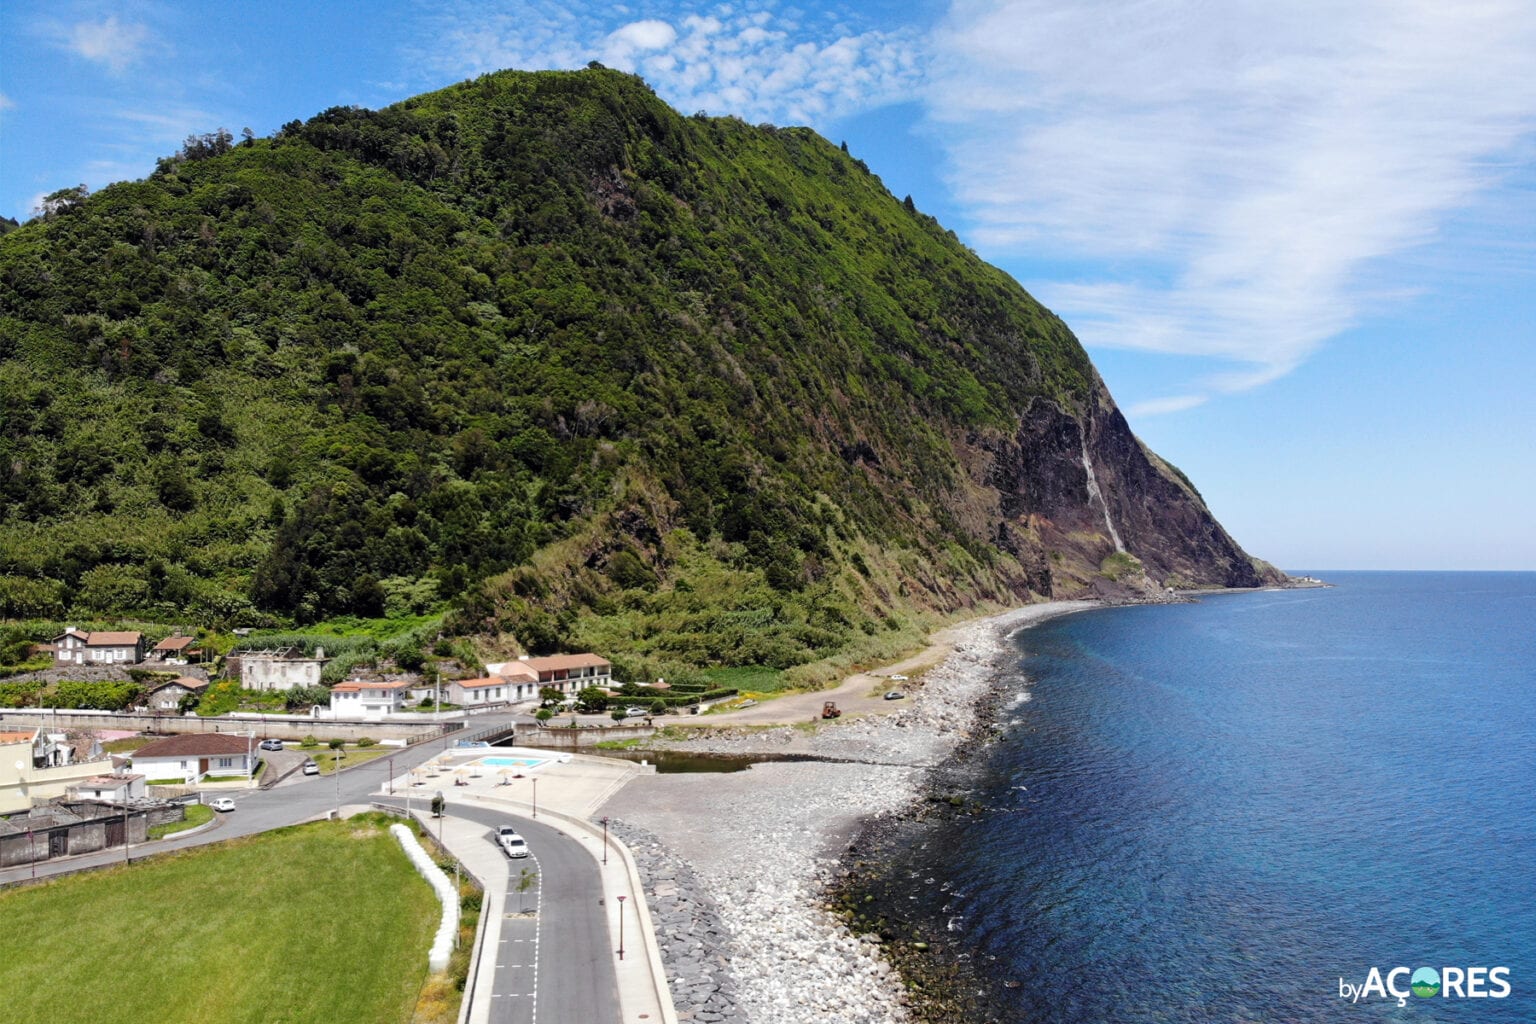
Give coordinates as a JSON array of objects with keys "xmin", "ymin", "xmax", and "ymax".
[{"xmin": 1081, "ymin": 440, "xmax": 1125, "ymax": 552}]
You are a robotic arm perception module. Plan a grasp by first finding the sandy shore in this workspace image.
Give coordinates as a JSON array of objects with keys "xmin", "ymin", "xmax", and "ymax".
[{"xmin": 599, "ymin": 600, "xmax": 1097, "ymax": 1024}]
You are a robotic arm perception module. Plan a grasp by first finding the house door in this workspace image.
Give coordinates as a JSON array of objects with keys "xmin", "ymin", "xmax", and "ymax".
[
  {"xmin": 106, "ymin": 819, "xmax": 125, "ymax": 847},
  {"xmin": 199, "ymin": 758, "xmax": 209, "ymax": 775},
  {"xmin": 48, "ymin": 831, "xmax": 68, "ymax": 858}
]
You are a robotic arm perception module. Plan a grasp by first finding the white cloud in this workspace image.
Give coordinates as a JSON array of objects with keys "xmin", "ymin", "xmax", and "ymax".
[
  {"xmin": 62, "ymin": 16, "xmax": 152, "ymax": 73},
  {"xmin": 605, "ymin": 19, "xmax": 677, "ymax": 56},
  {"xmin": 411, "ymin": 2, "xmax": 923, "ymax": 127},
  {"xmin": 930, "ymin": 0, "xmax": 1536, "ymax": 412},
  {"xmin": 0, "ymin": 93, "xmax": 14, "ymax": 112}
]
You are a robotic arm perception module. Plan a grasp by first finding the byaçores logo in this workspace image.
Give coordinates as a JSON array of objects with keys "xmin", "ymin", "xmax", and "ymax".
[{"xmin": 1339, "ymin": 966, "xmax": 1510, "ymax": 1008}]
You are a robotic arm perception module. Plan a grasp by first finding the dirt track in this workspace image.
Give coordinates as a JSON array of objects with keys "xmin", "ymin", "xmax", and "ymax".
[{"xmin": 666, "ymin": 619, "xmax": 978, "ymax": 728}]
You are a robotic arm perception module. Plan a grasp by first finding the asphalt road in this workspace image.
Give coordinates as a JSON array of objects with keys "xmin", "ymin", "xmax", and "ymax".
[
  {"xmin": 380, "ymin": 800, "xmax": 622, "ymax": 1024},
  {"xmin": 0, "ymin": 719, "xmax": 515, "ymax": 884}
]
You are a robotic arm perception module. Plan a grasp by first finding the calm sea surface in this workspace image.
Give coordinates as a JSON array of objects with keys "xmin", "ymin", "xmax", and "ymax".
[{"xmin": 880, "ymin": 572, "xmax": 1535, "ymax": 1022}]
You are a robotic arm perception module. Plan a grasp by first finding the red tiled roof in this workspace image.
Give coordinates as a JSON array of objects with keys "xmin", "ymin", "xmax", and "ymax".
[
  {"xmin": 87, "ymin": 631, "xmax": 143, "ymax": 647},
  {"xmin": 0, "ymin": 730, "xmax": 36, "ymax": 744},
  {"xmin": 144, "ymin": 676, "xmax": 207, "ymax": 693},
  {"xmin": 131, "ymin": 734, "xmax": 255, "ymax": 758},
  {"xmin": 152, "ymin": 636, "xmax": 196, "ymax": 652},
  {"xmin": 453, "ymin": 677, "xmax": 505, "ymax": 690},
  {"xmin": 332, "ymin": 680, "xmax": 412, "ymax": 692}
]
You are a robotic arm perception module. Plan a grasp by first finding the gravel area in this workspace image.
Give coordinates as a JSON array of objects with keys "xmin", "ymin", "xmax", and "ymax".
[{"xmin": 600, "ymin": 601, "xmax": 1096, "ymax": 1024}]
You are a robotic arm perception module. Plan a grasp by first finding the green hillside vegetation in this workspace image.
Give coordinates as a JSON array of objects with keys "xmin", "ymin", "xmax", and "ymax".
[{"xmin": 0, "ymin": 67, "xmax": 1193, "ymax": 677}]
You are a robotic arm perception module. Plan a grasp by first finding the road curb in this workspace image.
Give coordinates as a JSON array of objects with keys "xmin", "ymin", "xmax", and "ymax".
[{"xmin": 459, "ymin": 789, "xmax": 678, "ymax": 1024}]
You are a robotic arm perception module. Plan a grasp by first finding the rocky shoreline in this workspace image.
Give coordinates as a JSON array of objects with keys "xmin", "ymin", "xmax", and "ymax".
[{"xmin": 598, "ymin": 600, "xmax": 1097, "ymax": 1024}]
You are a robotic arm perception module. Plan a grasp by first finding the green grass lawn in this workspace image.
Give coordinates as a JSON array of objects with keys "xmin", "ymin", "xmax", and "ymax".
[
  {"xmin": 147, "ymin": 802, "xmax": 213, "ymax": 839},
  {"xmin": 0, "ymin": 817, "xmax": 440, "ymax": 1024},
  {"xmin": 300, "ymin": 746, "xmax": 394, "ymax": 774}
]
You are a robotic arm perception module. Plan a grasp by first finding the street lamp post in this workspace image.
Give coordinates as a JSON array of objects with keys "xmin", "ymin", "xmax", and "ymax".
[
  {"xmin": 600, "ymin": 815, "xmax": 609, "ymax": 865},
  {"xmin": 387, "ymin": 755, "xmax": 394, "ymax": 795},
  {"xmin": 121, "ymin": 783, "xmax": 130, "ymax": 866},
  {"xmin": 531, "ymin": 777, "xmax": 537, "ymax": 819},
  {"xmin": 616, "ymin": 894, "xmax": 627, "ymax": 960}
]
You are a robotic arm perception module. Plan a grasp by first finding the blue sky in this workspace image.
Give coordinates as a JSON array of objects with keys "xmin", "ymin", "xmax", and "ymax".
[{"xmin": 2, "ymin": 0, "xmax": 1533, "ymax": 570}]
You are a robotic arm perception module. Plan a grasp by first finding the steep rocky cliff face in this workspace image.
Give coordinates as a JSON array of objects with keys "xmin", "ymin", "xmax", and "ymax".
[{"xmin": 975, "ymin": 377, "xmax": 1282, "ymax": 599}]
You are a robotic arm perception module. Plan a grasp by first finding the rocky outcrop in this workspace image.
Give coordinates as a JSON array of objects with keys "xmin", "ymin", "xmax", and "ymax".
[{"xmin": 975, "ymin": 376, "xmax": 1282, "ymax": 597}]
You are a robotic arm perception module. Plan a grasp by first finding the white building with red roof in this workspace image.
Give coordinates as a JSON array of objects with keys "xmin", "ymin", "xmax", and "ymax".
[{"xmin": 329, "ymin": 679, "xmax": 412, "ymax": 718}]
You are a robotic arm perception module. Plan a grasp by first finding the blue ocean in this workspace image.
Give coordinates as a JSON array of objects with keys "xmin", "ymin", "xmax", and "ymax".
[{"xmin": 877, "ymin": 572, "xmax": 1535, "ymax": 1022}]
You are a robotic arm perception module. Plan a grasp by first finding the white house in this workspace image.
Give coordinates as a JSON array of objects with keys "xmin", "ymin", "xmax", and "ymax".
[
  {"xmin": 444, "ymin": 677, "xmax": 515, "ymax": 706},
  {"xmin": 52, "ymin": 629, "xmax": 145, "ymax": 665},
  {"xmin": 484, "ymin": 653, "xmax": 613, "ymax": 696},
  {"xmin": 68, "ymin": 773, "xmax": 147, "ymax": 803},
  {"xmin": 129, "ymin": 734, "xmax": 257, "ymax": 783},
  {"xmin": 329, "ymin": 679, "xmax": 411, "ymax": 718}
]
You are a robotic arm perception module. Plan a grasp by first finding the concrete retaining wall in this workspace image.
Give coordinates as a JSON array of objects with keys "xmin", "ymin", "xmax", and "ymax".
[
  {"xmin": 518, "ymin": 723, "xmax": 656, "ymax": 749},
  {"xmin": 0, "ymin": 709, "xmax": 453, "ymax": 744}
]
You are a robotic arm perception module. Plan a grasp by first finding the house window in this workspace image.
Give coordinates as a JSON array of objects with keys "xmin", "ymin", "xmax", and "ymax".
[
  {"xmin": 218, "ymin": 757, "xmax": 233, "ymax": 768},
  {"xmin": 179, "ymin": 760, "xmax": 189, "ymax": 769}
]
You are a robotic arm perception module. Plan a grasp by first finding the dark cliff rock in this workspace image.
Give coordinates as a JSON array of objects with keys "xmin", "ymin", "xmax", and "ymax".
[{"xmin": 975, "ymin": 376, "xmax": 1281, "ymax": 598}]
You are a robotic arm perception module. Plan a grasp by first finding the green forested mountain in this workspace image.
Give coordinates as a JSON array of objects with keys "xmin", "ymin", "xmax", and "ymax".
[{"xmin": 0, "ymin": 67, "xmax": 1279, "ymax": 673}]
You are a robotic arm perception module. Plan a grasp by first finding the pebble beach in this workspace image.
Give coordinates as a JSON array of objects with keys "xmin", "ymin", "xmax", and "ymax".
[{"xmin": 600, "ymin": 601, "xmax": 1096, "ymax": 1024}]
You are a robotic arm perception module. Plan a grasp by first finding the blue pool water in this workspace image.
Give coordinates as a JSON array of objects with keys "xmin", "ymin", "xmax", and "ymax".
[
  {"xmin": 872, "ymin": 572, "xmax": 1535, "ymax": 1022},
  {"xmin": 474, "ymin": 756, "xmax": 546, "ymax": 769}
]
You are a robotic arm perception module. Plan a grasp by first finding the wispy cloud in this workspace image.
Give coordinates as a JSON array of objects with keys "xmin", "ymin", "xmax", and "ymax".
[
  {"xmin": 0, "ymin": 93, "xmax": 15, "ymax": 112},
  {"xmin": 58, "ymin": 15, "xmax": 153, "ymax": 73},
  {"xmin": 930, "ymin": 0, "xmax": 1536, "ymax": 412},
  {"xmin": 410, "ymin": 2, "xmax": 923, "ymax": 126}
]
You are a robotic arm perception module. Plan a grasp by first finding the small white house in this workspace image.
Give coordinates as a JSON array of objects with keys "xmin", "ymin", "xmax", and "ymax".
[
  {"xmin": 329, "ymin": 679, "xmax": 411, "ymax": 718},
  {"xmin": 129, "ymin": 734, "xmax": 257, "ymax": 783},
  {"xmin": 69, "ymin": 773, "xmax": 147, "ymax": 803},
  {"xmin": 444, "ymin": 677, "xmax": 513, "ymax": 706}
]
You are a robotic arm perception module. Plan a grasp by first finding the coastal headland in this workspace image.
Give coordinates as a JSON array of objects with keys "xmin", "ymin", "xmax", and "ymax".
[{"xmin": 599, "ymin": 600, "xmax": 1098, "ymax": 1024}]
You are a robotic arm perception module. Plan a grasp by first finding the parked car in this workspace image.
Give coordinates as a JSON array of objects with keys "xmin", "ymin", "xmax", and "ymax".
[
  {"xmin": 209, "ymin": 797, "xmax": 236, "ymax": 812},
  {"xmin": 302, "ymin": 760, "xmax": 320, "ymax": 776},
  {"xmin": 495, "ymin": 826, "xmax": 530, "ymax": 858},
  {"xmin": 624, "ymin": 706, "xmax": 648, "ymax": 718},
  {"xmin": 884, "ymin": 690, "xmax": 906, "ymax": 701},
  {"xmin": 889, "ymin": 674, "xmax": 909, "ymax": 682},
  {"xmin": 259, "ymin": 738, "xmax": 285, "ymax": 751}
]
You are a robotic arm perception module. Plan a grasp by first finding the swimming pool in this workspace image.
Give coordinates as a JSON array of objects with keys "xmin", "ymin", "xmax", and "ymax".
[{"xmin": 472, "ymin": 755, "xmax": 547, "ymax": 769}]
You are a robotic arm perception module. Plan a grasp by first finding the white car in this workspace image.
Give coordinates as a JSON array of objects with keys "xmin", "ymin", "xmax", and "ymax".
[
  {"xmin": 889, "ymin": 674, "xmax": 909, "ymax": 682},
  {"xmin": 209, "ymin": 797, "xmax": 236, "ymax": 812},
  {"xmin": 495, "ymin": 826, "xmax": 530, "ymax": 858}
]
